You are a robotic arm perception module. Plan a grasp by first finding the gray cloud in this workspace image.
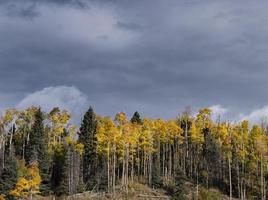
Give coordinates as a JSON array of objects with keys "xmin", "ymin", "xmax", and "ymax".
[
  {"xmin": 116, "ymin": 21, "xmax": 143, "ymax": 31},
  {"xmin": 0, "ymin": 0, "xmax": 89, "ymax": 19},
  {"xmin": 1, "ymin": 0, "xmax": 268, "ymax": 121},
  {"xmin": 5, "ymin": 3, "xmax": 40, "ymax": 19}
]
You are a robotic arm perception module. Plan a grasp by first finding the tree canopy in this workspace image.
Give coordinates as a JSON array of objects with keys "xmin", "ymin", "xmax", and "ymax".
[{"xmin": 0, "ymin": 106, "xmax": 268, "ymax": 200}]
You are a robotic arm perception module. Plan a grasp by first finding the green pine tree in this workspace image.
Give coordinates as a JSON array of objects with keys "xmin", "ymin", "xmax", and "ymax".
[
  {"xmin": 78, "ymin": 107, "xmax": 98, "ymax": 190},
  {"xmin": 25, "ymin": 108, "xmax": 50, "ymax": 195},
  {"xmin": 52, "ymin": 144, "xmax": 70, "ymax": 196},
  {"xmin": 0, "ymin": 149, "xmax": 18, "ymax": 199},
  {"xmin": 164, "ymin": 169, "xmax": 188, "ymax": 200},
  {"xmin": 130, "ymin": 111, "xmax": 142, "ymax": 124}
]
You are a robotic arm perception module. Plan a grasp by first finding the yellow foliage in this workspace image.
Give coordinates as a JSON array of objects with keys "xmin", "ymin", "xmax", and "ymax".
[
  {"xmin": 10, "ymin": 178, "xmax": 30, "ymax": 198},
  {"xmin": 196, "ymin": 108, "xmax": 212, "ymax": 129},
  {"xmin": 2, "ymin": 108, "xmax": 17, "ymax": 125},
  {"xmin": 97, "ymin": 116, "xmax": 119, "ymax": 155},
  {"xmin": 18, "ymin": 160, "xmax": 28, "ymax": 177},
  {"xmin": 166, "ymin": 120, "xmax": 183, "ymax": 142},
  {"xmin": 0, "ymin": 194, "xmax": 5, "ymax": 200},
  {"xmin": 189, "ymin": 121, "xmax": 204, "ymax": 144},
  {"xmin": 75, "ymin": 143, "xmax": 84, "ymax": 155},
  {"xmin": 115, "ymin": 112, "xmax": 127, "ymax": 125},
  {"xmin": 10, "ymin": 161, "xmax": 41, "ymax": 199}
]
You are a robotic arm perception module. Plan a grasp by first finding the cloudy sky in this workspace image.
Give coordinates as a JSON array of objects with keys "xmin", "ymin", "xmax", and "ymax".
[{"xmin": 1, "ymin": 0, "xmax": 268, "ymax": 123}]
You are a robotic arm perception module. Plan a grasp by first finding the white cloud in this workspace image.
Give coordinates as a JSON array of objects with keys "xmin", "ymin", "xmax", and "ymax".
[
  {"xmin": 240, "ymin": 105, "xmax": 268, "ymax": 125},
  {"xmin": 17, "ymin": 86, "xmax": 89, "ymax": 124},
  {"xmin": 209, "ymin": 104, "xmax": 228, "ymax": 120},
  {"xmin": 209, "ymin": 104, "xmax": 227, "ymax": 115}
]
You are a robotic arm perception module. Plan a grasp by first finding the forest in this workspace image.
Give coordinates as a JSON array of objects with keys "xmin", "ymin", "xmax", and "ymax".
[{"xmin": 0, "ymin": 106, "xmax": 267, "ymax": 200}]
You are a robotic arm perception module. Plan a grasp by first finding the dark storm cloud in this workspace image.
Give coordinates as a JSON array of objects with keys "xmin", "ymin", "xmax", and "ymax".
[
  {"xmin": 0, "ymin": 0, "xmax": 88, "ymax": 19},
  {"xmin": 0, "ymin": 0, "xmax": 89, "ymax": 8},
  {"xmin": 1, "ymin": 0, "xmax": 268, "ymax": 121},
  {"xmin": 5, "ymin": 3, "xmax": 40, "ymax": 19},
  {"xmin": 116, "ymin": 21, "xmax": 143, "ymax": 31}
]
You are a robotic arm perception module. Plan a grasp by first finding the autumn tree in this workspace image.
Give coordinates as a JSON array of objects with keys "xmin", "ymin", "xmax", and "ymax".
[
  {"xmin": 14, "ymin": 107, "xmax": 38, "ymax": 160},
  {"xmin": 10, "ymin": 160, "xmax": 41, "ymax": 200},
  {"xmin": 97, "ymin": 116, "xmax": 119, "ymax": 194},
  {"xmin": 1, "ymin": 104, "xmax": 268, "ymax": 199}
]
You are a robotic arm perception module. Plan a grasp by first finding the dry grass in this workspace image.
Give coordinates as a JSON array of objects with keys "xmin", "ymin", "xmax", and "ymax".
[{"xmin": 34, "ymin": 182, "xmax": 238, "ymax": 200}]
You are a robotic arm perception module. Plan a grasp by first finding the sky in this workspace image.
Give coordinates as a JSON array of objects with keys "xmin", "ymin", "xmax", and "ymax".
[{"xmin": 1, "ymin": 0, "xmax": 268, "ymax": 124}]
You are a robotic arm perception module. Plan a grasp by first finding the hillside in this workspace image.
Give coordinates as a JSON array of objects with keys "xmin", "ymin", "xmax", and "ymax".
[
  {"xmin": 34, "ymin": 182, "xmax": 238, "ymax": 200},
  {"xmin": 0, "ymin": 107, "xmax": 266, "ymax": 200}
]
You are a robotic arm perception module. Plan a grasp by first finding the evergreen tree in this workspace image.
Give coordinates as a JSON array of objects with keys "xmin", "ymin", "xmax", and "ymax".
[
  {"xmin": 51, "ymin": 144, "xmax": 69, "ymax": 196},
  {"xmin": 0, "ymin": 150, "xmax": 18, "ymax": 199},
  {"xmin": 78, "ymin": 107, "xmax": 98, "ymax": 189},
  {"xmin": 25, "ymin": 108, "xmax": 50, "ymax": 195},
  {"xmin": 172, "ymin": 169, "xmax": 188, "ymax": 200},
  {"xmin": 130, "ymin": 111, "xmax": 142, "ymax": 124}
]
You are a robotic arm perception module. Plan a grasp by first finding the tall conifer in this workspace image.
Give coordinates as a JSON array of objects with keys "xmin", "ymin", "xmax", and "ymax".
[
  {"xmin": 0, "ymin": 149, "xmax": 18, "ymax": 199},
  {"xmin": 78, "ymin": 107, "xmax": 98, "ymax": 189},
  {"xmin": 130, "ymin": 111, "xmax": 142, "ymax": 124},
  {"xmin": 25, "ymin": 108, "xmax": 50, "ymax": 194}
]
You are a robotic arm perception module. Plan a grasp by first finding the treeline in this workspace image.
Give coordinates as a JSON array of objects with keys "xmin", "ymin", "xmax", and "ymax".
[{"xmin": 0, "ymin": 106, "xmax": 268, "ymax": 200}]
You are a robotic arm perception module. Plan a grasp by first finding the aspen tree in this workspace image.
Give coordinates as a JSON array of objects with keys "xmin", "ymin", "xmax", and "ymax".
[
  {"xmin": 97, "ymin": 116, "xmax": 119, "ymax": 194},
  {"xmin": 10, "ymin": 161, "xmax": 41, "ymax": 200}
]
